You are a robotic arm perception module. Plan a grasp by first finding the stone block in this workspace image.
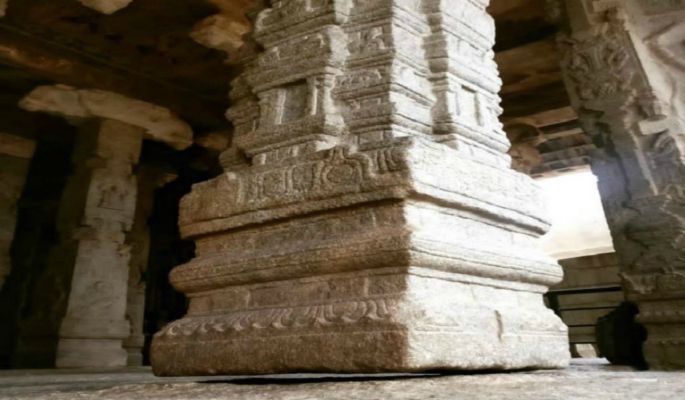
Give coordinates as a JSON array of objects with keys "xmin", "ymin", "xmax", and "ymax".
[{"xmin": 151, "ymin": 140, "xmax": 569, "ymax": 375}]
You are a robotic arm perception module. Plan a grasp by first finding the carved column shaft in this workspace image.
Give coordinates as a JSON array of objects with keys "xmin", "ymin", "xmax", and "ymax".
[
  {"xmin": 560, "ymin": 0, "xmax": 685, "ymax": 369},
  {"xmin": 151, "ymin": 0, "xmax": 569, "ymax": 375},
  {"xmin": 56, "ymin": 119, "xmax": 143, "ymax": 368},
  {"xmin": 19, "ymin": 85, "xmax": 193, "ymax": 368}
]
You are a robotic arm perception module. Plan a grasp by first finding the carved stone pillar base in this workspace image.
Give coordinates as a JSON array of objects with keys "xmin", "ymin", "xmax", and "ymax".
[
  {"xmin": 642, "ymin": 315, "xmax": 685, "ymax": 370},
  {"xmin": 57, "ymin": 312, "xmax": 132, "ymax": 368},
  {"xmin": 153, "ymin": 282, "xmax": 567, "ymax": 375},
  {"xmin": 151, "ymin": 140, "xmax": 569, "ymax": 375},
  {"xmin": 625, "ymin": 273, "xmax": 685, "ymax": 370}
]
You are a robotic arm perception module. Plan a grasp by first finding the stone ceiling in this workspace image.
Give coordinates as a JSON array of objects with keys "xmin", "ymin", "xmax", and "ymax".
[{"xmin": 0, "ymin": 0, "xmax": 570, "ymax": 140}]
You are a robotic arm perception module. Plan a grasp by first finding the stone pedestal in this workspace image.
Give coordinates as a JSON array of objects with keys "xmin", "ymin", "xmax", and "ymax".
[
  {"xmin": 560, "ymin": 0, "xmax": 685, "ymax": 369},
  {"xmin": 0, "ymin": 133, "xmax": 35, "ymax": 290},
  {"xmin": 151, "ymin": 0, "xmax": 569, "ymax": 375},
  {"xmin": 20, "ymin": 85, "xmax": 193, "ymax": 368}
]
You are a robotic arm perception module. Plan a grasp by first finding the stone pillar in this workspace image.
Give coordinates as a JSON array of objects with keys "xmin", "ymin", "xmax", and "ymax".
[
  {"xmin": 123, "ymin": 167, "xmax": 176, "ymax": 366},
  {"xmin": 0, "ymin": 133, "xmax": 35, "ymax": 290},
  {"xmin": 151, "ymin": 0, "xmax": 569, "ymax": 376},
  {"xmin": 20, "ymin": 85, "xmax": 192, "ymax": 368},
  {"xmin": 559, "ymin": 0, "xmax": 685, "ymax": 369}
]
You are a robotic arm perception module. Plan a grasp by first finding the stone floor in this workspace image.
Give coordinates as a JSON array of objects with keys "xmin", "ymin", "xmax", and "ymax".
[{"xmin": 0, "ymin": 359, "xmax": 683, "ymax": 400}]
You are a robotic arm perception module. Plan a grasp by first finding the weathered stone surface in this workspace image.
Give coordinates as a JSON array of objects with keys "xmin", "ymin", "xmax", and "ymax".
[
  {"xmin": 151, "ymin": 0, "xmax": 569, "ymax": 375},
  {"xmin": 0, "ymin": 132, "xmax": 36, "ymax": 159},
  {"xmin": 20, "ymin": 85, "xmax": 193, "ymax": 150},
  {"xmin": 0, "ymin": 360, "xmax": 684, "ymax": 400},
  {"xmin": 560, "ymin": 0, "xmax": 685, "ymax": 370},
  {"xmin": 77, "ymin": 0, "xmax": 133, "ymax": 15}
]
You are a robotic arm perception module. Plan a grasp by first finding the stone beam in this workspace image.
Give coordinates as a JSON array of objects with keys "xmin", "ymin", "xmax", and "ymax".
[
  {"xmin": 190, "ymin": 15, "xmax": 249, "ymax": 57},
  {"xmin": 77, "ymin": 0, "xmax": 133, "ymax": 15},
  {"xmin": 20, "ymin": 85, "xmax": 193, "ymax": 150},
  {"xmin": 496, "ymin": 37, "xmax": 563, "ymax": 96},
  {"xmin": 0, "ymin": 23, "xmax": 227, "ymax": 129},
  {"xmin": 501, "ymin": 80, "xmax": 571, "ymax": 118},
  {"xmin": 0, "ymin": 132, "xmax": 36, "ymax": 159},
  {"xmin": 504, "ymin": 106, "xmax": 577, "ymax": 127},
  {"xmin": 560, "ymin": 0, "xmax": 685, "ymax": 370},
  {"xmin": 496, "ymin": 37, "xmax": 570, "ymax": 119},
  {"xmin": 151, "ymin": 0, "xmax": 569, "ymax": 376}
]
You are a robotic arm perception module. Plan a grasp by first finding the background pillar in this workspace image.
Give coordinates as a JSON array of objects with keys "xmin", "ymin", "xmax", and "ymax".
[
  {"xmin": 19, "ymin": 85, "xmax": 193, "ymax": 367},
  {"xmin": 560, "ymin": 0, "xmax": 685, "ymax": 369},
  {"xmin": 55, "ymin": 119, "xmax": 142, "ymax": 368}
]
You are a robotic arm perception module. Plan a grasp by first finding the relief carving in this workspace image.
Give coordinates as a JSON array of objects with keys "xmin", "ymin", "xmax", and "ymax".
[
  {"xmin": 561, "ymin": 19, "xmax": 639, "ymax": 102},
  {"xmin": 348, "ymin": 26, "xmax": 389, "ymax": 56},
  {"xmin": 158, "ymin": 298, "xmax": 396, "ymax": 338}
]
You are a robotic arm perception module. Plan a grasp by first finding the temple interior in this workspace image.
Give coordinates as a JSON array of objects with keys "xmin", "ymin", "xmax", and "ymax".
[{"xmin": 0, "ymin": 0, "xmax": 683, "ymax": 398}]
